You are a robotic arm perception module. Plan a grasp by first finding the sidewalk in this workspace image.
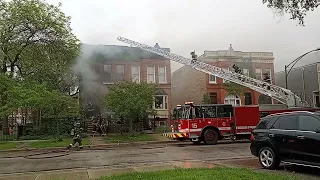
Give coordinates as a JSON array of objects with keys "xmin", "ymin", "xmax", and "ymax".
[
  {"xmin": 0, "ymin": 160, "xmax": 217, "ymax": 180},
  {"xmin": 0, "ymin": 135, "xmax": 177, "ymax": 153}
]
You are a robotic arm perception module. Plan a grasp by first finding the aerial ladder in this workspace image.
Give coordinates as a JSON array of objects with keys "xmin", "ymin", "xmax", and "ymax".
[{"xmin": 117, "ymin": 36, "xmax": 307, "ymax": 108}]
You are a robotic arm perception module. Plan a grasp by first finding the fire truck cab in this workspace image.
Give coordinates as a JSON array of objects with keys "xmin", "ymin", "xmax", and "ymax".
[{"xmin": 163, "ymin": 102, "xmax": 260, "ymax": 145}]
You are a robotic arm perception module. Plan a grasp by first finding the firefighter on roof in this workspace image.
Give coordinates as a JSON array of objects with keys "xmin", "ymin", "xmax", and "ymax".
[
  {"xmin": 68, "ymin": 121, "xmax": 83, "ymax": 149},
  {"xmin": 190, "ymin": 50, "xmax": 197, "ymax": 63}
]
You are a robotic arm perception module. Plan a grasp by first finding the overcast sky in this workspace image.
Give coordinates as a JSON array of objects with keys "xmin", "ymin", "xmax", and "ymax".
[{"xmin": 48, "ymin": 0, "xmax": 320, "ymax": 73}]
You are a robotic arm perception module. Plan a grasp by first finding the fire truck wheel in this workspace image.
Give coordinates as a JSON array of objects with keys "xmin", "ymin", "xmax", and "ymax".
[{"xmin": 203, "ymin": 129, "xmax": 218, "ymax": 145}]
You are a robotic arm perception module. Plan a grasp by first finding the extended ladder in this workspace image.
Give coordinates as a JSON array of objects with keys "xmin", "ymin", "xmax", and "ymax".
[{"xmin": 117, "ymin": 36, "xmax": 304, "ymax": 107}]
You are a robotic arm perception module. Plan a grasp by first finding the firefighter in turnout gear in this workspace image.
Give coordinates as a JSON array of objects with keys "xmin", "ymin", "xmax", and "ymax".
[
  {"xmin": 68, "ymin": 122, "xmax": 83, "ymax": 149},
  {"xmin": 190, "ymin": 50, "xmax": 198, "ymax": 63}
]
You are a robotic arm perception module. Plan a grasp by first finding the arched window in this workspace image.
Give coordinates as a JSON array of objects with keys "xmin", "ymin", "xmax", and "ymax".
[{"xmin": 224, "ymin": 94, "xmax": 241, "ymax": 106}]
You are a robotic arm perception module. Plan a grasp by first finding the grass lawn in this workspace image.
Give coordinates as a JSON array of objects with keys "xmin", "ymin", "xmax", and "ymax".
[
  {"xmin": 28, "ymin": 138, "xmax": 89, "ymax": 148},
  {"xmin": 98, "ymin": 167, "xmax": 298, "ymax": 180},
  {"xmin": 0, "ymin": 141, "xmax": 18, "ymax": 150},
  {"xmin": 104, "ymin": 133, "xmax": 155, "ymax": 143}
]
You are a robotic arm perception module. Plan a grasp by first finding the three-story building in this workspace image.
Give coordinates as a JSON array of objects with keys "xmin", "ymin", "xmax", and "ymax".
[
  {"xmin": 172, "ymin": 44, "xmax": 276, "ymax": 107},
  {"xmin": 81, "ymin": 43, "xmax": 172, "ymax": 126}
]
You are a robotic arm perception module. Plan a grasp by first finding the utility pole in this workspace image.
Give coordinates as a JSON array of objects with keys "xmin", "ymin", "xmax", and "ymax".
[
  {"xmin": 301, "ymin": 67, "xmax": 307, "ymax": 103},
  {"xmin": 284, "ymin": 65, "xmax": 288, "ymax": 89}
]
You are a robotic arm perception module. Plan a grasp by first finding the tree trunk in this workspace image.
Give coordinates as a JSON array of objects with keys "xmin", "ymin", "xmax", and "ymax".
[
  {"xmin": 129, "ymin": 118, "xmax": 133, "ymax": 135},
  {"xmin": 0, "ymin": 91, "xmax": 9, "ymax": 135}
]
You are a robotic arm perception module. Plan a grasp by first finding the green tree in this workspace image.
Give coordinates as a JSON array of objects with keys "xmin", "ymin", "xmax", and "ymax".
[
  {"xmin": 0, "ymin": 0, "xmax": 80, "ymax": 134},
  {"xmin": 202, "ymin": 94, "xmax": 212, "ymax": 104},
  {"xmin": 262, "ymin": 0, "xmax": 319, "ymax": 26},
  {"xmin": 102, "ymin": 81, "xmax": 157, "ymax": 134},
  {"xmin": 223, "ymin": 64, "xmax": 247, "ymax": 96}
]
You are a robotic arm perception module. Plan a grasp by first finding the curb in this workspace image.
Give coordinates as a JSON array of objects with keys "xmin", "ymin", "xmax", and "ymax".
[{"xmin": 0, "ymin": 140, "xmax": 178, "ymax": 153}]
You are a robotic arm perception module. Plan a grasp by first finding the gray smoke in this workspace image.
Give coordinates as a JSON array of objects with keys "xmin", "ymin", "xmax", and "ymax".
[{"xmin": 72, "ymin": 44, "xmax": 109, "ymax": 114}]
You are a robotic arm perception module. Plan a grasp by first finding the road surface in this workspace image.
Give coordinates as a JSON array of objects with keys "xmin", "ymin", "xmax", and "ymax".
[{"xmin": 0, "ymin": 141, "xmax": 252, "ymax": 174}]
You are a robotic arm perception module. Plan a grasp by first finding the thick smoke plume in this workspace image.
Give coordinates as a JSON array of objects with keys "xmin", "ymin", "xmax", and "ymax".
[{"xmin": 72, "ymin": 44, "xmax": 109, "ymax": 116}]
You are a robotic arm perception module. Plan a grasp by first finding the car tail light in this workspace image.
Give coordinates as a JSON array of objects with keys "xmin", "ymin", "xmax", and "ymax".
[{"xmin": 250, "ymin": 133, "xmax": 255, "ymax": 141}]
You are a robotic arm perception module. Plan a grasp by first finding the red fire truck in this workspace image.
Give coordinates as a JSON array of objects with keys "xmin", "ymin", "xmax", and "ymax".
[{"xmin": 163, "ymin": 102, "xmax": 260, "ymax": 145}]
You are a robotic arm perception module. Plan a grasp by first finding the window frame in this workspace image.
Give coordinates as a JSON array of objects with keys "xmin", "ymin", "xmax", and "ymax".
[
  {"xmin": 147, "ymin": 66, "xmax": 155, "ymax": 83},
  {"xmin": 131, "ymin": 66, "xmax": 140, "ymax": 83},
  {"xmin": 244, "ymin": 92, "xmax": 252, "ymax": 105},
  {"xmin": 263, "ymin": 68, "xmax": 272, "ymax": 82},
  {"xmin": 154, "ymin": 95, "xmax": 168, "ymax": 110},
  {"xmin": 209, "ymin": 74, "xmax": 216, "ymax": 84},
  {"xmin": 158, "ymin": 66, "xmax": 167, "ymax": 84},
  {"xmin": 255, "ymin": 68, "xmax": 262, "ymax": 80},
  {"xmin": 224, "ymin": 94, "xmax": 241, "ymax": 106},
  {"xmin": 103, "ymin": 64, "xmax": 112, "ymax": 84},
  {"xmin": 115, "ymin": 64, "xmax": 125, "ymax": 81},
  {"xmin": 243, "ymin": 68, "xmax": 250, "ymax": 76}
]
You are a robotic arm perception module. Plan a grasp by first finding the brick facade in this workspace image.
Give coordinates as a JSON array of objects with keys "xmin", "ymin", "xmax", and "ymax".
[
  {"xmin": 81, "ymin": 43, "xmax": 172, "ymax": 124},
  {"xmin": 172, "ymin": 44, "xmax": 275, "ymax": 107}
]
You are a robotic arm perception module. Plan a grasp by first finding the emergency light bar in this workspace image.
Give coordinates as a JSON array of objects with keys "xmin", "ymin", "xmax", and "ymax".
[{"xmin": 184, "ymin": 101, "xmax": 193, "ymax": 105}]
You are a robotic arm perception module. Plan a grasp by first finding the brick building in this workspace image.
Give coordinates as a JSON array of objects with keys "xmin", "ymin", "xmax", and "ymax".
[
  {"xmin": 80, "ymin": 43, "xmax": 172, "ymax": 126},
  {"xmin": 172, "ymin": 44, "xmax": 275, "ymax": 107}
]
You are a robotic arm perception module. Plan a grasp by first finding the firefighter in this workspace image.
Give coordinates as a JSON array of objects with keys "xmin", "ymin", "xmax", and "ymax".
[
  {"xmin": 68, "ymin": 121, "xmax": 83, "ymax": 149},
  {"xmin": 190, "ymin": 51, "xmax": 197, "ymax": 63}
]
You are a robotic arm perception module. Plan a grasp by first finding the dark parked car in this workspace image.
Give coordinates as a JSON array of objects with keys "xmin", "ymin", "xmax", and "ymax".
[{"xmin": 250, "ymin": 111, "xmax": 320, "ymax": 169}]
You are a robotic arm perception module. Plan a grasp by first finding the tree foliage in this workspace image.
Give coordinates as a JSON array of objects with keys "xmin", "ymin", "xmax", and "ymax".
[
  {"xmin": 223, "ymin": 64, "xmax": 247, "ymax": 96},
  {"xmin": 102, "ymin": 81, "xmax": 157, "ymax": 133},
  {"xmin": 0, "ymin": 0, "xmax": 80, "ymax": 134},
  {"xmin": 202, "ymin": 94, "xmax": 212, "ymax": 104},
  {"xmin": 262, "ymin": 0, "xmax": 320, "ymax": 26},
  {"xmin": 0, "ymin": 0, "xmax": 80, "ymax": 86},
  {"xmin": 0, "ymin": 74, "xmax": 80, "ymax": 117}
]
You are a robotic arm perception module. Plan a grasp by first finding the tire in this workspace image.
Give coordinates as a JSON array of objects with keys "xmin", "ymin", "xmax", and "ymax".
[
  {"xmin": 203, "ymin": 129, "xmax": 219, "ymax": 145},
  {"xmin": 258, "ymin": 146, "xmax": 280, "ymax": 170}
]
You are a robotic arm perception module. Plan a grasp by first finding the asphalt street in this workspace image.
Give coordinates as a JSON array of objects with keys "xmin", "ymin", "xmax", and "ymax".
[
  {"xmin": 1, "ymin": 141, "xmax": 320, "ymax": 180},
  {"xmin": 0, "ymin": 141, "xmax": 252, "ymax": 174}
]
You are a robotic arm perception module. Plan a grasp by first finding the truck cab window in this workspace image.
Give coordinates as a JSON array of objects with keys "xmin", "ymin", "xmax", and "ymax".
[{"xmin": 217, "ymin": 105, "xmax": 233, "ymax": 118}]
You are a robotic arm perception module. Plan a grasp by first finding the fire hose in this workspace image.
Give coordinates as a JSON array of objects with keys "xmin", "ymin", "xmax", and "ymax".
[{"xmin": 23, "ymin": 150, "xmax": 70, "ymax": 159}]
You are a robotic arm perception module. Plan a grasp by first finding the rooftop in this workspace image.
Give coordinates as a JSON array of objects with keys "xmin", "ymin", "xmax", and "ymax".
[
  {"xmin": 204, "ymin": 44, "xmax": 274, "ymax": 58},
  {"xmin": 80, "ymin": 43, "xmax": 170, "ymax": 62}
]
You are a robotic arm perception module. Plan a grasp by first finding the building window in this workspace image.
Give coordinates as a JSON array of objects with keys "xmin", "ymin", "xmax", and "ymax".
[
  {"xmin": 154, "ymin": 95, "xmax": 168, "ymax": 109},
  {"xmin": 243, "ymin": 69, "xmax": 249, "ymax": 76},
  {"xmin": 263, "ymin": 68, "xmax": 272, "ymax": 82},
  {"xmin": 103, "ymin": 64, "xmax": 112, "ymax": 83},
  {"xmin": 147, "ymin": 66, "xmax": 155, "ymax": 83},
  {"xmin": 131, "ymin": 66, "xmax": 140, "ymax": 83},
  {"xmin": 223, "ymin": 67, "xmax": 230, "ymax": 83},
  {"xmin": 116, "ymin": 65, "xmax": 125, "ymax": 81},
  {"xmin": 209, "ymin": 92, "xmax": 218, "ymax": 104},
  {"xmin": 209, "ymin": 74, "xmax": 216, "ymax": 84},
  {"xmin": 244, "ymin": 92, "xmax": 252, "ymax": 105},
  {"xmin": 224, "ymin": 94, "xmax": 241, "ymax": 106},
  {"xmin": 158, "ymin": 66, "xmax": 167, "ymax": 83},
  {"xmin": 255, "ymin": 68, "xmax": 262, "ymax": 80}
]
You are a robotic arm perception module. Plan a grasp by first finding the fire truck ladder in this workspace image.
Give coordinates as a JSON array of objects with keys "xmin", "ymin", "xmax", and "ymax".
[{"xmin": 117, "ymin": 36, "xmax": 306, "ymax": 108}]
